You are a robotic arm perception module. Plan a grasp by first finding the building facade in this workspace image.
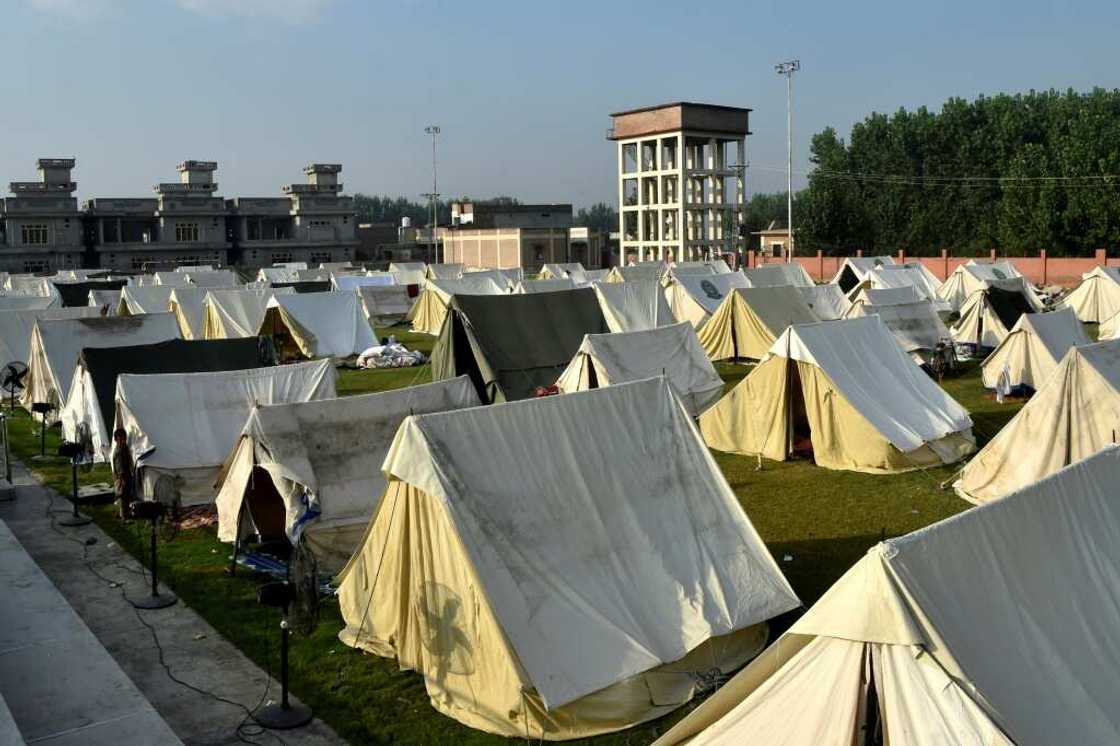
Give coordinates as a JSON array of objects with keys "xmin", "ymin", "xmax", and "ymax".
[
  {"xmin": 228, "ymin": 164, "xmax": 358, "ymax": 266},
  {"xmin": 0, "ymin": 159, "xmax": 84, "ymax": 273},
  {"xmin": 440, "ymin": 203, "xmax": 601, "ymax": 273},
  {"xmin": 609, "ymin": 102, "xmax": 750, "ymax": 264}
]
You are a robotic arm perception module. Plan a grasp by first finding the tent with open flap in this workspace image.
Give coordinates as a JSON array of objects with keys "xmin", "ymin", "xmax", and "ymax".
[
  {"xmin": 431, "ymin": 287, "xmax": 609, "ymax": 403},
  {"xmin": 655, "ymin": 445, "xmax": 1120, "ymax": 746},
  {"xmin": 697, "ymin": 286, "xmax": 820, "ymax": 361},
  {"xmin": 259, "ymin": 292, "xmax": 377, "ymax": 359},
  {"xmin": 979, "ymin": 308, "xmax": 1090, "ymax": 390},
  {"xmin": 407, "ymin": 276, "xmax": 508, "ymax": 335},
  {"xmin": 24, "ymin": 312, "xmax": 181, "ymax": 417},
  {"xmin": 1056, "ymin": 265, "xmax": 1120, "ymax": 322},
  {"xmin": 555, "ymin": 322, "xmax": 723, "ymax": 416},
  {"xmin": 116, "ymin": 359, "xmax": 336, "ymax": 506},
  {"xmin": 60, "ymin": 337, "xmax": 269, "ymax": 462},
  {"xmin": 742, "ymin": 263, "xmax": 814, "ymax": 288},
  {"xmin": 830, "ymin": 256, "xmax": 897, "ymax": 293},
  {"xmin": 336, "ymin": 377, "xmax": 800, "ymax": 739},
  {"xmin": 938, "ymin": 261, "xmax": 1042, "ymax": 313},
  {"xmin": 663, "ymin": 272, "xmax": 750, "ymax": 328},
  {"xmin": 700, "ymin": 316, "xmax": 975, "ymax": 473},
  {"xmin": 201, "ymin": 287, "xmax": 292, "ymax": 339},
  {"xmin": 593, "ymin": 278, "xmax": 674, "ymax": 332},
  {"xmin": 214, "ymin": 376, "xmax": 480, "ymax": 571},
  {"xmin": 956, "ymin": 338, "xmax": 1120, "ymax": 503},
  {"xmin": 950, "ymin": 278, "xmax": 1039, "ymax": 349}
]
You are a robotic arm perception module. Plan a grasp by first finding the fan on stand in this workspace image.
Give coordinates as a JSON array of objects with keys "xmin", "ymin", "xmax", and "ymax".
[{"xmin": 2, "ymin": 362, "xmax": 28, "ymax": 412}]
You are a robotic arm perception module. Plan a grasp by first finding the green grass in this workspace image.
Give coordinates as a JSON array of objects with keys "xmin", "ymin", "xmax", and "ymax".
[{"xmin": 7, "ymin": 342, "xmax": 1026, "ymax": 745}]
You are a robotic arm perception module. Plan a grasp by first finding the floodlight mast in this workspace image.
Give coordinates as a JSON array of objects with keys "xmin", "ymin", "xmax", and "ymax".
[
  {"xmin": 424, "ymin": 125, "xmax": 441, "ymax": 264},
  {"xmin": 775, "ymin": 60, "xmax": 800, "ymax": 264}
]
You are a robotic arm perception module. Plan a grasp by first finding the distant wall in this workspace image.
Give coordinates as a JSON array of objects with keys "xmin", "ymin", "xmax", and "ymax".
[{"xmin": 748, "ymin": 248, "xmax": 1115, "ymax": 287}]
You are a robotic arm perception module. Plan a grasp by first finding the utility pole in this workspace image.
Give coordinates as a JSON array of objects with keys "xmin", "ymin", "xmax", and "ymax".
[
  {"xmin": 424, "ymin": 125, "xmax": 441, "ymax": 264},
  {"xmin": 775, "ymin": 60, "xmax": 799, "ymax": 264}
]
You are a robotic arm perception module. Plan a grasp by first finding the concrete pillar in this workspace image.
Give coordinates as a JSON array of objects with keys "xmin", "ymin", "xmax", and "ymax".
[
  {"xmin": 856, "ymin": 248, "xmax": 864, "ymax": 258},
  {"xmin": 748, "ymin": 249, "xmax": 756, "ymax": 269},
  {"xmin": 1096, "ymin": 247, "xmax": 1108, "ymax": 265},
  {"xmin": 897, "ymin": 248, "xmax": 905, "ymax": 263},
  {"xmin": 1040, "ymin": 249, "xmax": 1048, "ymax": 286},
  {"xmin": 941, "ymin": 248, "xmax": 949, "ymax": 280},
  {"xmin": 989, "ymin": 248, "xmax": 997, "ymax": 262},
  {"xmin": 817, "ymin": 249, "xmax": 824, "ymax": 281}
]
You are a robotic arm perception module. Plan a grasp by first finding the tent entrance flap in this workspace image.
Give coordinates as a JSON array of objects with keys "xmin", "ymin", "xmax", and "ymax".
[
  {"xmin": 245, "ymin": 465, "xmax": 287, "ymax": 543},
  {"xmin": 987, "ymin": 286, "xmax": 1034, "ymax": 331},
  {"xmin": 788, "ymin": 360, "xmax": 813, "ymax": 460}
]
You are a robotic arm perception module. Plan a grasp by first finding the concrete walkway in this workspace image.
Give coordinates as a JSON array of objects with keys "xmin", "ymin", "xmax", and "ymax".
[{"xmin": 0, "ymin": 461, "xmax": 345, "ymax": 746}]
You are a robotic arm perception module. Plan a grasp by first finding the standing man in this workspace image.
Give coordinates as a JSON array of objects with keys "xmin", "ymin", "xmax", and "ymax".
[{"xmin": 111, "ymin": 428, "xmax": 135, "ymax": 521}]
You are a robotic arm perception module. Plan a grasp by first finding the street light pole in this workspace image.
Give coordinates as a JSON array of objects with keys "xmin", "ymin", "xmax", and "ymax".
[
  {"xmin": 775, "ymin": 60, "xmax": 799, "ymax": 264},
  {"xmin": 424, "ymin": 125, "xmax": 441, "ymax": 264}
]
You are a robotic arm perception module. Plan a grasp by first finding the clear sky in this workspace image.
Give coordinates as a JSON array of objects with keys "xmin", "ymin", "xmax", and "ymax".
[{"xmin": 1, "ymin": 0, "xmax": 1115, "ymax": 208}]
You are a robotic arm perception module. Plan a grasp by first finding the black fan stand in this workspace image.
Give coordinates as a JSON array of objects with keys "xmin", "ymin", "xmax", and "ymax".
[
  {"xmin": 254, "ymin": 581, "xmax": 312, "ymax": 730},
  {"xmin": 56, "ymin": 443, "xmax": 91, "ymax": 527},
  {"xmin": 129, "ymin": 501, "xmax": 177, "ymax": 610}
]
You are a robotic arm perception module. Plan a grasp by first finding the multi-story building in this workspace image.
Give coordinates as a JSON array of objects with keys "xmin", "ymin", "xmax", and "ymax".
[
  {"xmin": 609, "ymin": 102, "xmax": 750, "ymax": 264},
  {"xmin": 440, "ymin": 202, "xmax": 600, "ymax": 273},
  {"xmin": 0, "ymin": 158, "xmax": 84, "ymax": 272},
  {"xmin": 85, "ymin": 160, "xmax": 230, "ymax": 271},
  {"xmin": 228, "ymin": 164, "xmax": 357, "ymax": 266}
]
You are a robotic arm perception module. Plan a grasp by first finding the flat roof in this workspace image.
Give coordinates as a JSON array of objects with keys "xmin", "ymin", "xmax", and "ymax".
[{"xmin": 610, "ymin": 101, "xmax": 753, "ymax": 117}]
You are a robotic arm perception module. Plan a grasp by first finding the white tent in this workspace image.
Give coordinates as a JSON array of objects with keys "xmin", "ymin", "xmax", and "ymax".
[
  {"xmin": 656, "ymin": 445, "xmax": 1120, "ymax": 746},
  {"xmin": 950, "ymin": 278, "xmax": 1040, "ymax": 349},
  {"xmin": 214, "ymin": 376, "xmax": 480, "ymax": 570},
  {"xmin": 201, "ymin": 288, "xmax": 291, "ymax": 339},
  {"xmin": 668, "ymin": 261, "xmax": 718, "ymax": 277},
  {"xmin": 175, "ymin": 264, "xmax": 214, "ymax": 273},
  {"xmin": 1056, "ymin": 265, "xmax": 1120, "ymax": 323},
  {"xmin": 261, "ymin": 292, "xmax": 377, "ymax": 358},
  {"xmin": 169, "ymin": 286, "xmax": 218, "ymax": 339},
  {"xmin": 331, "ymin": 274, "xmax": 395, "ymax": 292},
  {"xmin": 540, "ymin": 263, "xmax": 588, "ymax": 284},
  {"xmin": 583, "ymin": 268, "xmax": 609, "ymax": 284},
  {"xmin": 794, "ymin": 284, "xmax": 850, "ymax": 321},
  {"xmin": 336, "ymin": 378, "xmax": 800, "ymax": 739},
  {"xmin": 87, "ymin": 290, "xmax": 120, "ymax": 316},
  {"xmin": 388, "ymin": 262, "xmax": 427, "ymax": 287},
  {"xmin": 294, "ymin": 268, "xmax": 330, "ymax": 283},
  {"xmin": 664, "ymin": 272, "xmax": 750, "ymax": 328},
  {"xmin": 980, "ymin": 308, "xmax": 1090, "ymax": 390},
  {"xmin": 153, "ymin": 272, "xmax": 190, "ymax": 287},
  {"xmin": 460, "ymin": 269, "xmax": 518, "ymax": 290},
  {"xmin": 956, "ymin": 338, "xmax": 1120, "ymax": 503},
  {"xmin": 513, "ymin": 277, "xmax": 576, "ymax": 294},
  {"xmin": 23, "ymin": 313, "xmax": 180, "ymax": 416},
  {"xmin": 4, "ymin": 275, "xmax": 60, "ymax": 299},
  {"xmin": 257, "ymin": 266, "xmax": 300, "ymax": 284},
  {"xmin": 186, "ymin": 269, "xmax": 239, "ymax": 288},
  {"xmin": 556, "ymin": 323, "xmax": 724, "ymax": 416},
  {"xmin": 604, "ymin": 263, "xmax": 664, "ymax": 283},
  {"xmin": 356, "ymin": 285, "xmax": 412, "ymax": 326},
  {"xmin": 700, "ymin": 316, "xmax": 975, "ymax": 473},
  {"xmin": 844, "ymin": 288, "xmax": 949, "ymax": 358},
  {"xmin": 938, "ymin": 262, "xmax": 1043, "ymax": 313},
  {"xmin": 0, "ymin": 296, "xmax": 56, "ymax": 311},
  {"xmin": 830, "ymin": 255, "xmax": 897, "ymax": 293},
  {"xmin": 865, "ymin": 263, "xmax": 945, "ymax": 308},
  {"xmin": 117, "ymin": 359, "xmax": 337, "ymax": 506},
  {"xmin": 426, "ymin": 263, "xmax": 464, "ymax": 280},
  {"xmin": 697, "ymin": 287, "xmax": 821, "ymax": 361},
  {"xmin": 407, "ymin": 276, "xmax": 508, "ymax": 335},
  {"xmin": 117, "ymin": 285, "xmax": 175, "ymax": 316},
  {"xmin": 0, "ymin": 306, "xmax": 100, "ymax": 368},
  {"xmin": 742, "ymin": 263, "xmax": 814, "ymax": 288},
  {"xmin": 593, "ymin": 278, "xmax": 675, "ymax": 333}
]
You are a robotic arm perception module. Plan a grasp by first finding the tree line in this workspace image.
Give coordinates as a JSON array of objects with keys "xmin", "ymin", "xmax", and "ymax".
[{"xmin": 791, "ymin": 88, "xmax": 1120, "ymax": 256}]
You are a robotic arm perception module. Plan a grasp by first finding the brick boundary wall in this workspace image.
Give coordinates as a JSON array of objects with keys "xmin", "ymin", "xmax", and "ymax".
[{"xmin": 747, "ymin": 248, "xmax": 1115, "ymax": 287}]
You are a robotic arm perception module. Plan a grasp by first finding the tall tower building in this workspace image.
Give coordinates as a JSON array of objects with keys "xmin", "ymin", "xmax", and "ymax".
[{"xmin": 609, "ymin": 102, "xmax": 750, "ymax": 264}]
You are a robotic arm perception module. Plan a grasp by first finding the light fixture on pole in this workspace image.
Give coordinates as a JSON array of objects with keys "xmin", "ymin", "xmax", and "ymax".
[
  {"xmin": 775, "ymin": 59, "xmax": 800, "ymax": 264},
  {"xmin": 424, "ymin": 125, "xmax": 441, "ymax": 264}
]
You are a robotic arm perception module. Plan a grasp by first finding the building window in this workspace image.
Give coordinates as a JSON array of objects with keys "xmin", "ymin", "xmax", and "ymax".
[
  {"xmin": 270, "ymin": 252, "xmax": 293, "ymax": 265},
  {"xmin": 23, "ymin": 260, "xmax": 47, "ymax": 273},
  {"xmin": 309, "ymin": 251, "xmax": 332, "ymax": 264},
  {"xmin": 21, "ymin": 224, "xmax": 48, "ymax": 245},
  {"xmin": 308, "ymin": 220, "xmax": 331, "ymax": 228},
  {"xmin": 175, "ymin": 223, "xmax": 199, "ymax": 242}
]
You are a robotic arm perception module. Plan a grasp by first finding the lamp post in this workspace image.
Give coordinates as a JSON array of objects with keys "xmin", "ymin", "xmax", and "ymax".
[
  {"xmin": 775, "ymin": 60, "xmax": 800, "ymax": 264},
  {"xmin": 424, "ymin": 125, "xmax": 441, "ymax": 264}
]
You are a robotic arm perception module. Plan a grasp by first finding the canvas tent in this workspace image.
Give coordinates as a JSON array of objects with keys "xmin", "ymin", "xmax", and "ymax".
[
  {"xmin": 52, "ymin": 280, "xmax": 127, "ymax": 308},
  {"xmin": 169, "ymin": 287, "xmax": 219, "ymax": 339},
  {"xmin": 5, "ymin": 275, "xmax": 59, "ymax": 298},
  {"xmin": 583, "ymin": 268, "xmax": 609, "ymax": 283},
  {"xmin": 742, "ymin": 263, "xmax": 814, "ymax": 288},
  {"xmin": 696, "ymin": 287, "xmax": 820, "ymax": 361},
  {"xmin": 938, "ymin": 262, "xmax": 1043, "ymax": 313},
  {"xmin": 200, "ymin": 288, "xmax": 284, "ymax": 339},
  {"xmin": 656, "ymin": 445, "xmax": 1120, "ymax": 746},
  {"xmin": 118, "ymin": 285, "xmax": 175, "ymax": 316},
  {"xmin": 540, "ymin": 263, "xmax": 588, "ymax": 284},
  {"xmin": 185, "ymin": 269, "xmax": 239, "ymax": 288},
  {"xmin": 407, "ymin": 276, "xmax": 508, "ymax": 335},
  {"xmin": 356, "ymin": 285, "xmax": 412, "ymax": 326},
  {"xmin": 257, "ymin": 266, "xmax": 300, "ymax": 284},
  {"xmin": 950, "ymin": 279, "xmax": 1038, "ymax": 349},
  {"xmin": 863, "ymin": 263, "xmax": 946, "ymax": 309},
  {"xmin": 556, "ymin": 323, "xmax": 724, "ymax": 416},
  {"xmin": 669, "ymin": 261, "xmax": 718, "ymax": 277},
  {"xmin": 830, "ymin": 256, "xmax": 896, "ymax": 293},
  {"xmin": 23, "ymin": 313, "xmax": 181, "ymax": 417},
  {"xmin": 604, "ymin": 264, "xmax": 664, "ymax": 284},
  {"xmin": 1099, "ymin": 309, "xmax": 1120, "ymax": 340},
  {"xmin": 0, "ymin": 306, "xmax": 100, "ymax": 369},
  {"xmin": 513, "ymin": 277, "xmax": 575, "ymax": 294},
  {"xmin": 979, "ymin": 308, "xmax": 1089, "ymax": 390},
  {"xmin": 0, "ymin": 295, "xmax": 56, "ymax": 311},
  {"xmin": 1057, "ymin": 265, "xmax": 1120, "ymax": 322},
  {"xmin": 117, "ymin": 359, "xmax": 336, "ymax": 506},
  {"xmin": 88, "ymin": 289, "xmax": 121, "ymax": 316},
  {"xmin": 432, "ymin": 287, "xmax": 609, "ymax": 403},
  {"xmin": 956, "ymin": 338, "xmax": 1120, "ymax": 503},
  {"xmin": 794, "ymin": 284, "xmax": 850, "ymax": 321},
  {"xmin": 426, "ymin": 263, "xmax": 464, "ymax": 280},
  {"xmin": 153, "ymin": 272, "xmax": 190, "ymax": 287},
  {"xmin": 61, "ymin": 338, "xmax": 269, "ymax": 462},
  {"xmin": 663, "ymin": 272, "xmax": 750, "ymax": 328},
  {"xmin": 700, "ymin": 316, "xmax": 975, "ymax": 473},
  {"xmin": 260, "ymin": 292, "xmax": 377, "ymax": 359},
  {"xmin": 593, "ymin": 279, "xmax": 674, "ymax": 333},
  {"xmin": 844, "ymin": 288, "xmax": 949, "ymax": 358},
  {"xmin": 464, "ymin": 268, "xmax": 522, "ymax": 289},
  {"xmin": 214, "ymin": 376, "xmax": 480, "ymax": 571},
  {"xmin": 388, "ymin": 262, "xmax": 427, "ymax": 287},
  {"xmin": 336, "ymin": 378, "xmax": 800, "ymax": 739},
  {"xmin": 331, "ymin": 274, "xmax": 394, "ymax": 292}
]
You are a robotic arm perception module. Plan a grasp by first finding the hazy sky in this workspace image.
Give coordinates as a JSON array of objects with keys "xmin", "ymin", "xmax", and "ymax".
[{"xmin": 1, "ymin": 0, "xmax": 1115, "ymax": 208}]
